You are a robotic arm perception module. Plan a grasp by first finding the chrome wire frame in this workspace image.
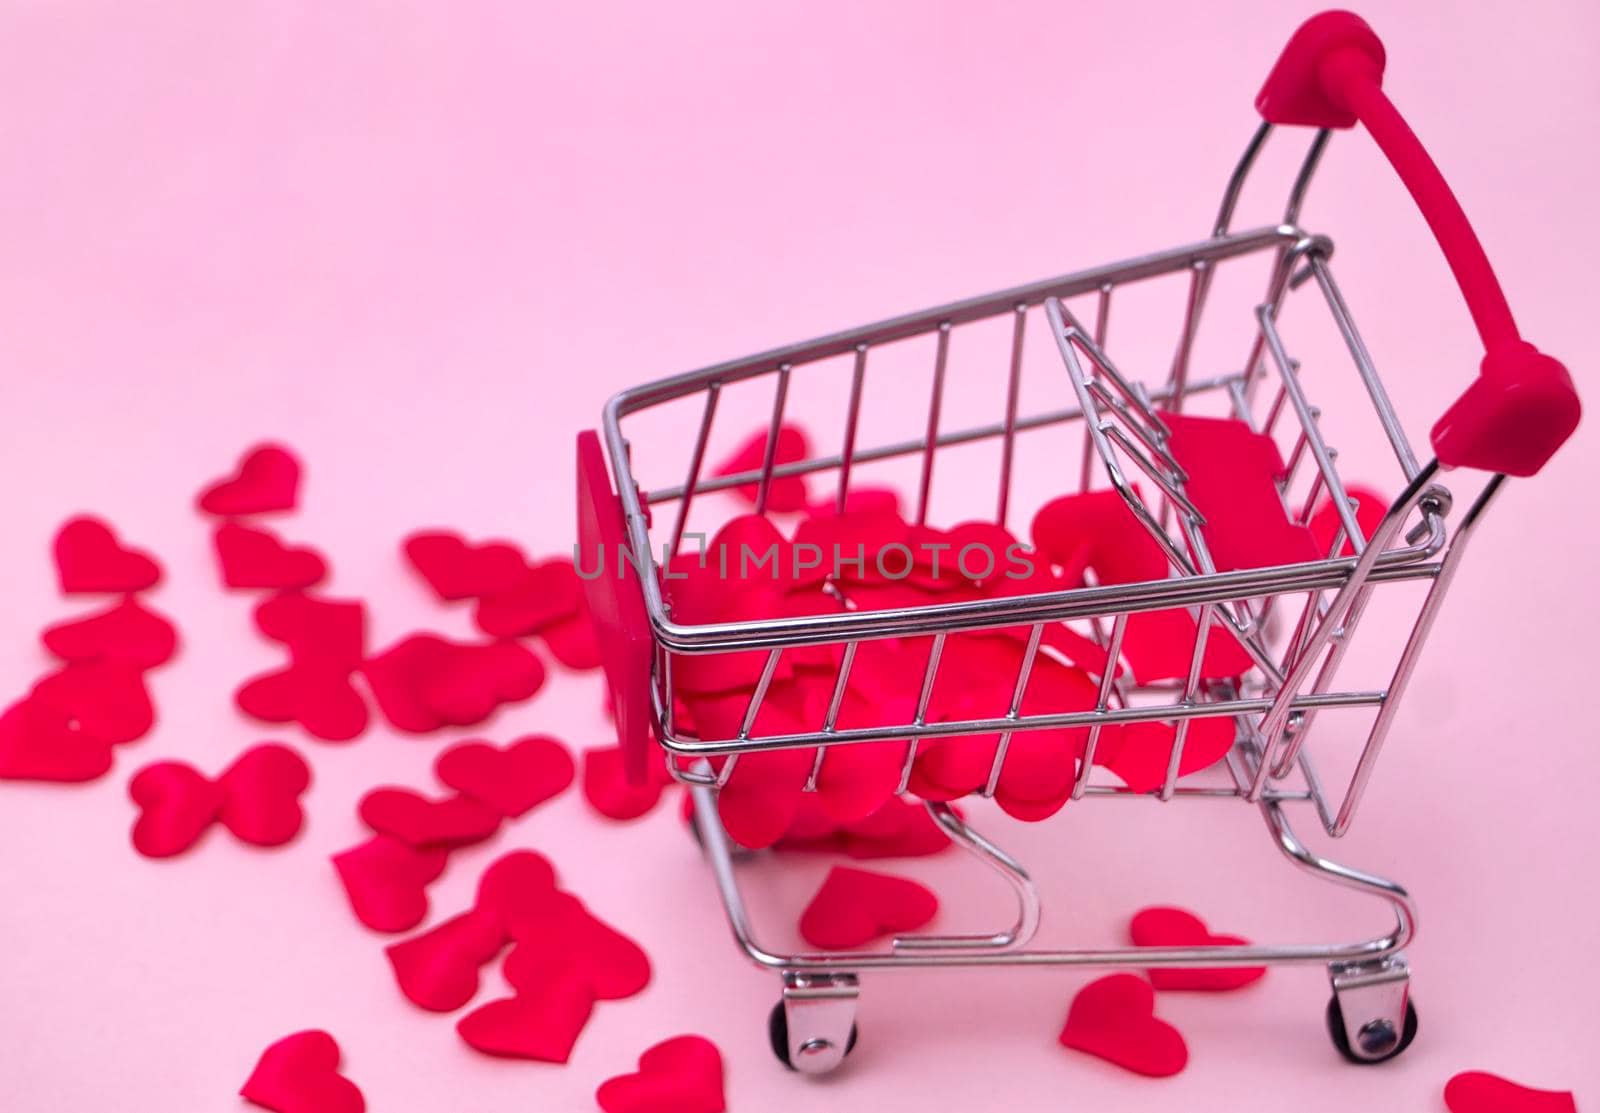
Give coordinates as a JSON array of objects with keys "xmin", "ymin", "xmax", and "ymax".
[{"xmin": 600, "ymin": 122, "xmax": 1508, "ymax": 990}]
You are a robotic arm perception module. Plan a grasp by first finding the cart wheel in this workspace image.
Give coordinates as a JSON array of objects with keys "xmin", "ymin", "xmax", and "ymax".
[
  {"xmin": 768, "ymin": 1001, "xmax": 858, "ymax": 1072},
  {"xmin": 1326, "ymin": 996, "xmax": 1418, "ymax": 1064}
]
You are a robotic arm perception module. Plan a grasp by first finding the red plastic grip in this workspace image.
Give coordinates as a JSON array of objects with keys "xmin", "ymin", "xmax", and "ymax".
[{"xmin": 1257, "ymin": 11, "xmax": 1579, "ymax": 477}]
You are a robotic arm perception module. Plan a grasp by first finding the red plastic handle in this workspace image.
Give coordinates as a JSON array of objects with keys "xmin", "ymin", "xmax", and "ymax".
[{"xmin": 1257, "ymin": 10, "xmax": 1579, "ymax": 477}]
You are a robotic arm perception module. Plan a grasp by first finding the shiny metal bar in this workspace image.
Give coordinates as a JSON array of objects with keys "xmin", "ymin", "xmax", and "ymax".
[
  {"xmin": 835, "ymin": 345, "xmax": 868, "ymax": 513},
  {"xmin": 668, "ymin": 382, "xmax": 721, "ymax": 562},
  {"xmin": 915, "ymin": 324, "xmax": 952, "ymax": 525},
  {"xmin": 1332, "ymin": 475, "xmax": 1505, "ymax": 834},
  {"xmin": 1161, "ymin": 605, "xmax": 1214, "ymax": 800},
  {"xmin": 664, "ymin": 687, "xmax": 1385, "ymax": 757},
  {"xmin": 1074, "ymin": 613, "xmax": 1128, "ymax": 799},
  {"xmin": 983, "ymin": 623, "xmax": 1043, "ymax": 797},
  {"xmin": 997, "ymin": 305, "xmax": 1027, "ymax": 525},
  {"xmin": 1256, "ymin": 307, "xmax": 1364, "ymax": 551},
  {"xmin": 753, "ymin": 365, "xmax": 792, "ymax": 515},
  {"xmin": 898, "ymin": 633, "xmax": 947, "ymax": 794},
  {"xmin": 1250, "ymin": 460, "xmax": 1442, "ymax": 798},
  {"xmin": 1308, "ymin": 254, "xmax": 1423, "ymax": 481}
]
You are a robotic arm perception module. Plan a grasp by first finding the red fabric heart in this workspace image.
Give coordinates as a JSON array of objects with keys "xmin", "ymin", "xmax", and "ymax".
[
  {"xmin": 502, "ymin": 891, "xmax": 651, "ymax": 1001},
  {"xmin": 539, "ymin": 600, "xmax": 603, "ymax": 671},
  {"xmin": 128, "ymin": 743, "xmax": 310, "ymax": 858},
  {"xmin": 332, "ymin": 835, "xmax": 450, "ymax": 933},
  {"xmin": 582, "ymin": 745, "xmax": 670, "ymax": 821},
  {"xmin": 1097, "ymin": 717, "xmax": 1237, "ymax": 795},
  {"xmin": 799, "ymin": 866, "xmax": 938, "ymax": 948},
  {"xmin": 240, "ymin": 1029, "xmax": 364, "ymax": 1113},
  {"xmin": 1160, "ymin": 411, "xmax": 1319, "ymax": 572},
  {"xmin": 806, "ymin": 486, "xmax": 902, "ymax": 520},
  {"xmin": 1128, "ymin": 906, "xmax": 1266, "ymax": 991},
  {"xmin": 454, "ymin": 978, "xmax": 598, "ymax": 1068},
  {"xmin": 456, "ymin": 970, "xmax": 597, "ymax": 1064},
  {"xmin": 713, "ymin": 424, "xmax": 811, "ymax": 512},
  {"xmin": 473, "ymin": 850, "xmax": 561, "ymax": 938},
  {"xmin": 596, "ymin": 1035, "xmax": 726, "ymax": 1113},
  {"xmin": 199, "ymin": 443, "xmax": 302, "ymax": 517},
  {"xmin": 53, "ymin": 516, "xmax": 162, "ymax": 594},
  {"xmin": 215, "ymin": 522, "xmax": 328, "ymax": 590},
  {"xmin": 1445, "ymin": 1072, "xmax": 1577, "ymax": 1113},
  {"xmin": 435, "ymin": 735, "xmax": 574, "ymax": 818},
  {"xmin": 30, "ymin": 660, "xmax": 154, "ymax": 745},
  {"xmin": 404, "ymin": 531, "xmax": 528, "ymax": 602},
  {"xmin": 216, "ymin": 743, "xmax": 312, "ymax": 846},
  {"xmin": 254, "ymin": 593, "xmax": 367, "ymax": 671},
  {"xmin": 42, "ymin": 598, "xmax": 179, "ymax": 670},
  {"xmin": 474, "ymin": 558, "xmax": 582, "ymax": 638},
  {"xmin": 0, "ymin": 697, "xmax": 114, "ymax": 783},
  {"xmin": 385, "ymin": 910, "xmax": 507, "ymax": 1012},
  {"xmin": 359, "ymin": 788, "xmax": 502, "ymax": 849},
  {"xmin": 1059, "ymin": 973, "xmax": 1187, "ymax": 1077},
  {"xmin": 129, "ymin": 762, "xmax": 226, "ymax": 857},
  {"xmin": 1310, "ymin": 484, "xmax": 1389, "ymax": 557},
  {"xmin": 716, "ymin": 745, "xmax": 816, "ymax": 850},
  {"xmin": 236, "ymin": 665, "xmax": 369, "ymax": 742},
  {"xmin": 363, "ymin": 635, "xmax": 545, "ymax": 733}
]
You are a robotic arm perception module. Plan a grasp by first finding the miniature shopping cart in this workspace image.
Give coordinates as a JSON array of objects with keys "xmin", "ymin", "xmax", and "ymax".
[{"xmin": 577, "ymin": 11, "xmax": 1579, "ymax": 1073}]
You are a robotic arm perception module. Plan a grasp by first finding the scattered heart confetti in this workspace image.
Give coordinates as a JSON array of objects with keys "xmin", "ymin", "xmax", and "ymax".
[
  {"xmin": 240, "ymin": 1029, "xmax": 364, "ymax": 1113},
  {"xmin": 363, "ymin": 634, "xmax": 545, "ymax": 734},
  {"xmin": 1444, "ymin": 1071, "xmax": 1577, "ymax": 1113},
  {"xmin": 236, "ymin": 665, "xmax": 369, "ymax": 743},
  {"xmin": 0, "ymin": 697, "xmax": 115, "ymax": 783},
  {"xmin": 332, "ymin": 835, "xmax": 450, "ymax": 934},
  {"xmin": 799, "ymin": 866, "xmax": 938, "ymax": 948},
  {"xmin": 502, "ymin": 891, "xmax": 651, "ymax": 1001},
  {"xmin": 474, "ymin": 850, "xmax": 561, "ymax": 939},
  {"xmin": 129, "ymin": 762, "xmax": 226, "ymax": 858},
  {"xmin": 128, "ymin": 743, "xmax": 310, "ymax": 858},
  {"xmin": 53, "ymin": 516, "xmax": 162, "ymax": 594},
  {"xmin": 254, "ymin": 593, "xmax": 367, "ymax": 672},
  {"xmin": 596, "ymin": 1035, "xmax": 726, "ymax": 1113},
  {"xmin": 456, "ymin": 970, "xmax": 597, "ymax": 1064},
  {"xmin": 386, "ymin": 910, "xmax": 508, "ymax": 1013},
  {"xmin": 435, "ymin": 735, "xmax": 574, "ymax": 818},
  {"xmin": 215, "ymin": 743, "xmax": 313, "ymax": 847},
  {"xmin": 214, "ymin": 522, "xmax": 328, "ymax": 591},
  {"xmin": 539, "ymin": 598, "xmax": 603, "ymax": 671},
  {"xmin": 582, "ymin": 745, "xmax": 669, "ymax": 821},
  {"xmin": 1128, "ymin": 907, "xmax": 1266, "ymax": 991},
  {"xmin": 30, "ymin": 659, "xmax": 154, "ymax": 745},
  {"xmin": 474, "ymin": 558, "xmax": 582, "ymax": 638},
  {"xmin": 358, "ymin": 787, "xmax": 502, "ymax": 850},
  {"xmin": 713, "ymin": 424, "xmax": 812, "ymax": 512},
  {"xmin": 41, "ymin": 597, "xmax": 178, "ymax": 670},
  {"xmin": 199, "ymin": 444, "xmax": 302, "ymax": 517},
  {"xmin": 404, "ymin": 531, "xmax": 528, "ymax": 602},
  {"xmin": 1059, "ymin": 974, "xmax": 1187, "ymax": 1077}
]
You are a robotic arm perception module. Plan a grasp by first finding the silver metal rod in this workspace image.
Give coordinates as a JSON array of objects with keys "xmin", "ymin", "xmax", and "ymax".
[
  {"xmin": 916, "ymin": 324, "xmax": 952, "ymax": 525},
  {"xmin": 1333, "ymin": 475, "xmax": 1505, "ymax": 834},
  {"xmin": 996, "ymin": 305, "xmax": 1027, "ymax": 526},
  {"xmin": 753, "ymin": 365, "xmax": 792, "ymax": 515},
  {"xmin": 835, "ymin": 345, "xmax": 868, "ymax": 512},
  {"xmin": 668, "ymin": 382, "xmax": 721, "ymax": 562}
]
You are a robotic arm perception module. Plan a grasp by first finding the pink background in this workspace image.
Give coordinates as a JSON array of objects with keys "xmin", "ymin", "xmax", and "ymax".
[{"xmin": 2, "ymin": 1, "xmax": 1596, "ymax": 1109}]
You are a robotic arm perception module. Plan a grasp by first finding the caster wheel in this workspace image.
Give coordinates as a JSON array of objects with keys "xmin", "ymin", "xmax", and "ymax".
[
  {"xmin": 1327, "ymin": 996, "xmax": 1418, "ymax": 1064},
  {"xmin": 768, "ymin": 1001, "xmax": 858, "ymax": 1072}
]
